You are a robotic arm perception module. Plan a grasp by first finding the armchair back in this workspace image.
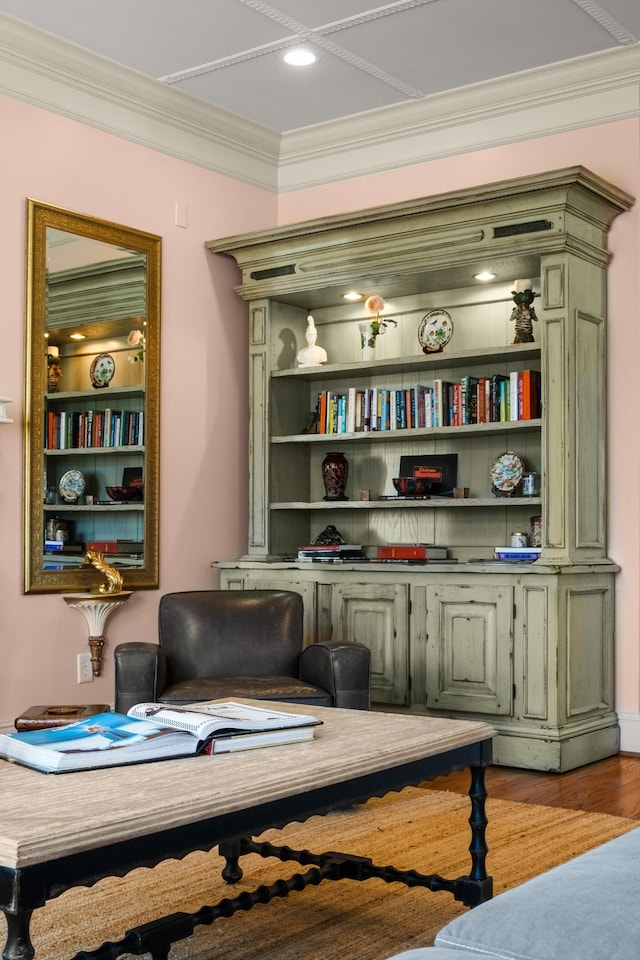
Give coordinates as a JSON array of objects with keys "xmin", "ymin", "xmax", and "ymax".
[{"xmin": 159, "ymin": 590, "xmax": 304, "ymax": 683}]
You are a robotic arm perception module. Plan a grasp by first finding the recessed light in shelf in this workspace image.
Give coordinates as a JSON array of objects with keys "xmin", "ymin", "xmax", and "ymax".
[
  {"xmin": 343, "ymin": 291, "xmax": 363, "ymax": 301},
  {"xmin": 473, "ymin": 271, "xmax": 497, "ymax": 281}
]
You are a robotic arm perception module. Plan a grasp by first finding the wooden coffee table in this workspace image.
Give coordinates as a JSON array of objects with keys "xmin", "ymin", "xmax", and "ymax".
[{"xmin": 0, "ymin": 703, "xmax": 494, "ymax": 959}]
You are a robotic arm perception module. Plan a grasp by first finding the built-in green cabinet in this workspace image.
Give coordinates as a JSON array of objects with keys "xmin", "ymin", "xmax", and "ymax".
[{"xmin": 208, "ymin": 167, "xmax": 633, "ymax": 771}]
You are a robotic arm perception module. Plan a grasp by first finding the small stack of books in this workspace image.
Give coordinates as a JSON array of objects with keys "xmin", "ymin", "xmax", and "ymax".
[
  {"xmin": 86, "ymin": 540, "xmax": 144, "ymax": 560},
  {"xmin": 296, "ymin": 543, "xmax": 365, "ymax": 562},
  {"xmin": 44, "ymin": 540, "xmax": 85, "ymax": 555}
]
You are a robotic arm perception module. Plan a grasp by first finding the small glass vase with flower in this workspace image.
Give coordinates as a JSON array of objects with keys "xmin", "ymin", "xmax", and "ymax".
[{"xmin": 358, "ymin": 296, "xmax": 397, "ymax": 361}]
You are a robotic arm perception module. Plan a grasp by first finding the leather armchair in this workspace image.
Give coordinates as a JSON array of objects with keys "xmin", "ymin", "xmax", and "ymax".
[{"xmin": 114, "ymin": 589, "xmax": 371, "ymax": 714}]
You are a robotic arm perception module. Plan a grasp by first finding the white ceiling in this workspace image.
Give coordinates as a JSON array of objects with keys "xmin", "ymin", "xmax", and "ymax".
[{"xmin": 0, "ymin": 0, "xmax": 638, "ymax": 134}]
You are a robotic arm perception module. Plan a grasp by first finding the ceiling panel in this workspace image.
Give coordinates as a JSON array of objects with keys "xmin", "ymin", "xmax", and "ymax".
[
  {"xmin": 0, "ymin": 0, "xmax": 294, "ymax": 75},
  {"xmin": 594, "ymin": 0, "xmax": 640, "ymax": 34},
  {"xmin": 337, "ymin": 0, "xmax": 618, "ymax": 97},
  {"xmin": 179, "ymin": 45, "xmax": 404, "ymax": 132},
  {"xmin": 268, "ymin": 0, "xmax": 389, "ymax": 27},
  {"xmin": 0, "ymin": 0, "xmax": 637, "ymax": 133}
]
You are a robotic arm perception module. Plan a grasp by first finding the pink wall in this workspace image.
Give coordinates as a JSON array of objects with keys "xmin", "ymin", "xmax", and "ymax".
[
  {"xmin": 0, "ymin": 93, "xmax": 276, "ymax": 721},
  {"xmin": 280, "ymin": 119, "xmax": 640, "ymax": 719},
  {"xmin": 2, "ymin": 89, "xmax": 640, "ymax": 731}
]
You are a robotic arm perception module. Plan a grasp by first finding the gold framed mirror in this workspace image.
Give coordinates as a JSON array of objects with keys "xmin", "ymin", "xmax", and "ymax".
[{"xmin": 24, "ymin": 200, "xmax": 161, "ymax": 593}]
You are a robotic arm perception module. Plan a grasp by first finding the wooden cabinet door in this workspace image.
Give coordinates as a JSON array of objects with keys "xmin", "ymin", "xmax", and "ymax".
[
  {"xmin": 426, "ymin": 583, "xmax": 513, "ymax": 716},
  {"xmin": 330, "ymin": 581, "xmax": 409, "ymax": 705}
]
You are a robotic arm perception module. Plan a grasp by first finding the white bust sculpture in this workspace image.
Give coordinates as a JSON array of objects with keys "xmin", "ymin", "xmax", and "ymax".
[{"xmin": 296, "ymin": 315, "xmax": 327, "ymax": 367}]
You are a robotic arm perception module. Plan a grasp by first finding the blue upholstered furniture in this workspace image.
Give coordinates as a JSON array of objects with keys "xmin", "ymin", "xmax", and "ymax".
[{"xmin": 387, "ymin": 825, "xmax": 640, "ymax": 960}]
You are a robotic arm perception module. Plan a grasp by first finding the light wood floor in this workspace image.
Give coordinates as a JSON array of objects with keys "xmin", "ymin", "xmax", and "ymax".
[{"xmin": 422, "ymin": 753, "xmax": 640, "ymax": 819}]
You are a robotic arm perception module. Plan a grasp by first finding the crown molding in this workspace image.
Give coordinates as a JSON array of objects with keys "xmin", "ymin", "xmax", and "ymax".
[
  {"xmin": 0, "ymin": 13, "xmax": 281, "ymax": 192},
  {"xmin": 0, "ymin": 14, "xmax": 639, "ymax": 196},
  {"xmin": 278, "ymin": 45, "xmax": 640, "ymax": 191}
]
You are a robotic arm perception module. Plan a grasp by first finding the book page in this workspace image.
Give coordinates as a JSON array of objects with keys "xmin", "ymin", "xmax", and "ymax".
[{"xmin": 127, "ymin": 701, "xmax": 319, "ymax": 740}]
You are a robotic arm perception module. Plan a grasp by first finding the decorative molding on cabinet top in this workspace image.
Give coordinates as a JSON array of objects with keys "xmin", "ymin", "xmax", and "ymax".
[
  {"xmin": 209, "ymin": 167, "xmax": 633, "ymax": 305},
  {"xmin": 1, "ymin": 13, "xmax": 640, "ymax": 193}
]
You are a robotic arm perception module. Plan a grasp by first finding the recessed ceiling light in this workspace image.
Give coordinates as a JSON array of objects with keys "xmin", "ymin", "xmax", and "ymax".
[
  {"xmin": 284, "ymin": 48, "xmax": 316, "ymax": 66},
  {"xmin": 474, "ymin": 271, "xmax": 497, "ymax": 281},
  {"xmin": 343, "ymin": 291, "xmax": 363, "ymax": 301},
  {"xmin": 69, "ymin": 333, "xmax": 86, "ymax": 340}
]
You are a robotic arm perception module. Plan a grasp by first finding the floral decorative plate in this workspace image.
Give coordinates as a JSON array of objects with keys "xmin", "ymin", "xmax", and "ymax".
[
  {"xmin": 58, "ymin": 469, "xmax": 86, "ymax": 503},
  {"xmin": 490, "ymin": 452, "xmax": 524, "ymax": 496},
  {"xmin": 90, "ymin": 353, "xmax": 115, "ymax": 389},
  {"xmin": 418, "ymin": 309, "xmax": 453, "ymax": 353}
]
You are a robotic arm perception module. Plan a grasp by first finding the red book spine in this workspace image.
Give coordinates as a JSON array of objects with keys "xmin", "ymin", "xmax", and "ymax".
[
  {"xmin": 377, "ymin": 545, "xmax": 426, "ymax": 560},
  {"xmin": 86, "ymin": 541, "xmax": 118, "ymax": 553}
]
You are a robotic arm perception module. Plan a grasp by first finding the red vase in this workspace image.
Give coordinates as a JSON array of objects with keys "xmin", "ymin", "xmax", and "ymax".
[{"xmin": 322, "ymin": 452, "xmax": 349, "ymax": 501}]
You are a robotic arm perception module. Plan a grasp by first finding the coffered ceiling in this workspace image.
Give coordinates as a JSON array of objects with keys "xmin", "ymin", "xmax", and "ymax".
[{"xmin": 0, "ymin": 0, "xmax": 638, "ymax": 134}]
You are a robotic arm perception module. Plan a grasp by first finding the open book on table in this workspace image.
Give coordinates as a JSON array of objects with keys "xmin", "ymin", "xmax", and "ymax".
[{"xmin": 0, "ymin": 701, "xmax": 321, "ymax": 774}]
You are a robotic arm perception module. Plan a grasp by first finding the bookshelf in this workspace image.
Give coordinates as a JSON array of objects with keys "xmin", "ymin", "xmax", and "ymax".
[
  {"xmin": 42, "ymin": 345, "xmax": 145, "ymax": 572},
  {"xmin": 207, "ymin": 167, "xmax": 633, "ymax": 771}
]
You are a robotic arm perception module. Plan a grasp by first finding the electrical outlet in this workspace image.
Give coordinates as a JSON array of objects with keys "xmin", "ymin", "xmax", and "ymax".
[{"xmin": 77, "ymin": 652, "xmax": 93, "ymax": 684}]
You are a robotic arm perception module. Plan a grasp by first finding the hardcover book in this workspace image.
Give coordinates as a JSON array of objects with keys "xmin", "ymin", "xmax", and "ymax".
[
  {"xmin": 377, "ymin": 544, "xmax": 448, "ymax": 560},
  {"xmin": 494, "ymin": 547, "xmax": 541, "ymax": 561},
  {"xmin": 398, "ymin": 454, "xmax": 458, "ymax": 497},
  {"xmin": 14, "ymin": 704, "xmax": 111, "ymax": 732}
]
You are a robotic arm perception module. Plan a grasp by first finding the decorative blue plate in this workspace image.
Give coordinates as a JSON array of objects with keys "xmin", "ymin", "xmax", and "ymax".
[
  {"xmin": 58, "ymin": 469, "xmax": 86, "ymax": 503},
  {"xmin": 490, "ymin": 452, "xmax": 524, "ymax": 496}
]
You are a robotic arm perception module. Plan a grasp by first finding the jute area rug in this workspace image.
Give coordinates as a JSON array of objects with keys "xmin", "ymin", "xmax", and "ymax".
[{"xmin": 15, "ymin": 787, "xmax": 636, "ymax": 960}]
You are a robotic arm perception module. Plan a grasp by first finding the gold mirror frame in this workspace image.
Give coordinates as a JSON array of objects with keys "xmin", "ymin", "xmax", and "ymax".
[{"xmin": 24, "ymin": 200, "xmax": 161, "ymax": 593}]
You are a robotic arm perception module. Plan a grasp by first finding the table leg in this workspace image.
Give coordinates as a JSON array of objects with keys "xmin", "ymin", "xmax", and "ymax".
[
  {"xmin": 219, "ymin": 839, "xmax": 244, "ymax": 883},
  {"xmin": 2, "ymin": 909, "xmax": 34, "ymax": 960},
  {"xmin": 464, "ymin": 763, "xmax": 492, "ymax": 904}
]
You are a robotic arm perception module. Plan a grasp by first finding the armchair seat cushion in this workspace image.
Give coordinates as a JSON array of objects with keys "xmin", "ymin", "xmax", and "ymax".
[{"xmin": 160, "ymin": 675, "xmax": 333, "ymax": 707}]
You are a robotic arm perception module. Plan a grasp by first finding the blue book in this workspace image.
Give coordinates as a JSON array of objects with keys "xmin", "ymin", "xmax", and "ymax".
[{"xmin": 494, "ymin": 547, "xmax": 541, "ymax": 562}]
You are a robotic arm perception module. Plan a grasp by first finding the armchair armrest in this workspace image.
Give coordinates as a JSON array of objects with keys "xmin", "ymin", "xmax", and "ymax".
[
  {"xmin": 299, "ymin": 641, "xmax": 371, "ymax": 710},
  {"xmin": 114, "ymin": 642, "xmax": 168, "ymax": 714}
]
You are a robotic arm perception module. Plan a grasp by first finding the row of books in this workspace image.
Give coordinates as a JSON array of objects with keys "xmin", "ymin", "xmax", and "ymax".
[
  {"xmin": 45, "ymin": 409, "xmax": 144, "ymax": 450},
  {"xmin": 295, "ymin": 543, "xmax": 448, "ymax": 562},
  {"xmin": 43, "ymin": 555, "xmax": 144, "ymax": 569},
  {"xmin": 44, "ymin": 540, "xmax": 144, "ymax": 563},
  {"xmin": 45, "ymin": 539, "xmax": 143, "ymax": 554},
  {"xmin": 314, "ymin": 371, "xmax": 540, "ymax": 434},
  {"xmin": 296, "ymin": 543, "xmax": 365, "ymax": 561}
]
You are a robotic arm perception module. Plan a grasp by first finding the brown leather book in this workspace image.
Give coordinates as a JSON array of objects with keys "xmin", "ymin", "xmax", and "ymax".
[{"xmin": 14, "ymin": 704, "xmax": 110, "ymax": 732}]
